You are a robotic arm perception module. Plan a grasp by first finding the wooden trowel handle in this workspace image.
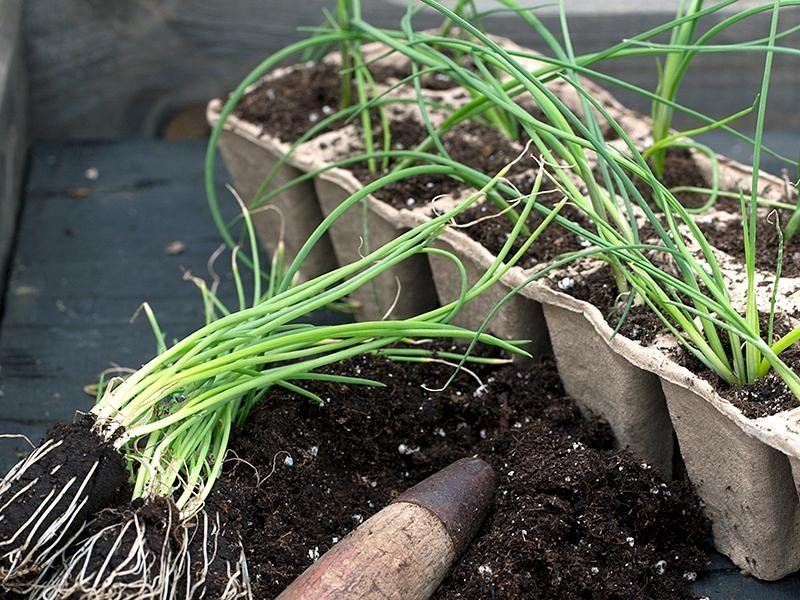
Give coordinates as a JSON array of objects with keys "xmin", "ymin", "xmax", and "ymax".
[{"xmin": 276, "ymin": 457, "xmax": 496, "ymax": 600}]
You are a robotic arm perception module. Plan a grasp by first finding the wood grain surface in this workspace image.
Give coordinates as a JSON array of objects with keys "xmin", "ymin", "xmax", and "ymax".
[{"xmin": 21, "ymin": 1, "xmax": 800, "ymax": 139}]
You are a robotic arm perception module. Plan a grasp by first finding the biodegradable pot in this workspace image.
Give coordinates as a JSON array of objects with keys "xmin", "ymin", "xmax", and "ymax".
[
  {"xmin": 516, "ymin": 107, "xmax": 800, "ymax": 579},
  {"xmin": 277, "ymin": 457, "xmax": 496, "ymax": 600},
  {"xmin": 660, "ymin": 374, "xmax": 800, "ymax": 580},
  {"xmin": 618, "ymin": 100, "xmax": 793, "ymax": 207},
  {"xmin": 527, "ymin": 251, "xmax": 800, "ymax": 580},
  {"xmin": 207, "ymin": 35, "xmax": 625, "ymax": 304},
  {"xmin": 207, "ymin": 95, "xmax": 337, "ymax": 281}
]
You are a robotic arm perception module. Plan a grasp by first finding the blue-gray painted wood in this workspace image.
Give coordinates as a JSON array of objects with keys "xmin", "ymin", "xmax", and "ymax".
[
  {"xmin": 0, "ymin": 0, "xmax": 27, "ymax": 306},
  {"xmin": 0, "ymin": 139, "xmax": 340, "ymax": 470}
]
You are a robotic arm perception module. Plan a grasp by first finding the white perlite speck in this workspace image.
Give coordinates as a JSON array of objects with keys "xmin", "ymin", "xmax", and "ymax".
[
  {"xmin": 557, "ymin": 277, "xmax": 575, "ymax": 290},
  {"xmin": 654, "ymin": 560, "xmax": 667, "ymax": 575},
  {"xmin": 397, "ymin": 443, "xmax": 420, "ymax": 455}
]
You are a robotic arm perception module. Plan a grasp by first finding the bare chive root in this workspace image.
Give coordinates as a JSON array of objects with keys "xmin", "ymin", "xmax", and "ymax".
[{"xmin": 33, "ymin": 499, "xmax": 249, "ymax": 600}]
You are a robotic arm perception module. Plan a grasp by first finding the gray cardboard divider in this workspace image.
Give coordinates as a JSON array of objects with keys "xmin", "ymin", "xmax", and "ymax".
[
  {"xmin": 313, "ymin": 167, "xmax": 440, "ymax": 321},
  {"xmin": 207, "ymin": 94, "xmax": 337, "ymax": 282}
]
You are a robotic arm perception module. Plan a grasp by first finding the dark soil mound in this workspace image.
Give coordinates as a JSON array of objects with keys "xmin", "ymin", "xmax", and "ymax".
[
  {"xmin": 234, "ymin": 62, "xmax": 343, "ymax": 143},
  {"xmin": 697, "ymin": 209, "xmax": 800, "ymax": 279},
  {"xmin": 560, "ymin": 268, "xmax": 800, "ymax": 417},
  {"xmin": 347, "ymin": 119, "xmax": 538, "ymax": 210},
  {"xmin": 210, "ymin": 351, "xmax": 710, "ymax": 599},
  {"xmin": 630, "ymin": 147, "xmax": 711, "ymax": 210}
]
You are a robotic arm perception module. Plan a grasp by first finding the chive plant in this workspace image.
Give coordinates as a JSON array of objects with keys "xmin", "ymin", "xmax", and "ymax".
[
  {"xmin": 392, "ymin": 0, "xmax": 800, "ymax": 394},
  {"xmin": 207, "ymin": 0, "xmax": 797, "ymax": 388},
  {"xmin": 313, "ymin": 0, "xmax": 391, "ymax": 175},
  {"xmin": 425, "ymin": 0, "xmax": 800, "ymax": 393},
  {"xmin": 588, "ymin": 0, "xmax": 799, "ymax": 216},
  {"xmin": 254, "ymin": 0, "xmax": 800, "ymax": 393},
  {"xmin": 208, "ymin": 0, "xmax": 797, "ymax": 270},
  {"xmin": 8, "ymin": 160, "xmax": 563, "ymax": 598}
]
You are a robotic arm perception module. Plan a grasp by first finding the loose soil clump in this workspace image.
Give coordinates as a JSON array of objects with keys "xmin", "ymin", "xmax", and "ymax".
[
  {"xmin": 209, "ymin": 351, "xmax": 710, "ymax": 599},
  {"xmin": 0, "ymin": 416, "xmax": 128, "ymax": 584}
]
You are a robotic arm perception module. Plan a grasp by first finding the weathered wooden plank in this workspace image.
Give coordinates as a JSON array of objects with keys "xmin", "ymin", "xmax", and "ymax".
[
  {"xmin": 0, "ymin": 0, "xmax": 27, "ymax": 304},
  {"xmin": 21, "ymin": 1, "xmax": 800, "ymax": 140}
]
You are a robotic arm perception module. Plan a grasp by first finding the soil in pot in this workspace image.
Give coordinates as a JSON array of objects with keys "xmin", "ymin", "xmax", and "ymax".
[
  {"xmin": 551, "ymin": 265, "xmax": 664, "ymax": 346},
  {"xmin": 696, "ymin": 209, "xmax": 800, "ymax": 279},
  {"xmin": 233, "ymin": 62, "xmax": 344, "ymax": 143},
  {"xmin": 620, "ymin": 147, "xmax": 711, "ymax": 211},
  {"xmin": 684, "ymin": 312, "xmax": 800, "ymax": 418},
  {"xmin": 209, "ymin": 348, "xmax": 710, "ymax": 599},
  {"xmin": 454, "ymin": 192, "xmax": 595, "ymax": 269},
  {"xmin": 345, "ymin": 118, "xmax": 541, "ymax": 210},
  {"xmin": 232, "ymin": 55, "xmax": 474, "ymax": 145},
  {"xmin": 233, "ymin": 60, "xmax": 416, "ymax": 143}
]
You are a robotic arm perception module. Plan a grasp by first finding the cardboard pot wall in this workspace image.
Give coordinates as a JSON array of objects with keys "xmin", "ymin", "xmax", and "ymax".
[
  {"xmin": 405, "ymin": 205, "xmax": 551, "ymax": 359},
  {"xmin": 533, "ymin": 287, "xmax": 674, "ymax": 478},
  {"xmin": 208, "ymin": 101, "xmax": 337, "ymax": 281},
  {"xmin": 662, "ymin": 378, "xmax": 800, "ymax": 580},
  {"xmin": 314, "ymin": 169, "xmax": 440, "ymax": 321}
]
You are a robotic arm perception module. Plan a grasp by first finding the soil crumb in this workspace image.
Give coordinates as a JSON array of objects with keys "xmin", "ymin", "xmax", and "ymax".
[{"xmin": 697, "ymin": 209, "xmax": 800, "ymax": 279}]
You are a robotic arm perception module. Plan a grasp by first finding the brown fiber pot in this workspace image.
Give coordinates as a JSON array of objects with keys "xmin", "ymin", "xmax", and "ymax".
[
  {"xmin": 401, "ymin": 196, "xmax": 550, "ymax": 359},
  {"xmin": 536, "ymin": 273, "xmax": 800, "ymax": 580},
  {"xmin": 312, "ymin": 164, "xmax": 441, "ymax": 321}
]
